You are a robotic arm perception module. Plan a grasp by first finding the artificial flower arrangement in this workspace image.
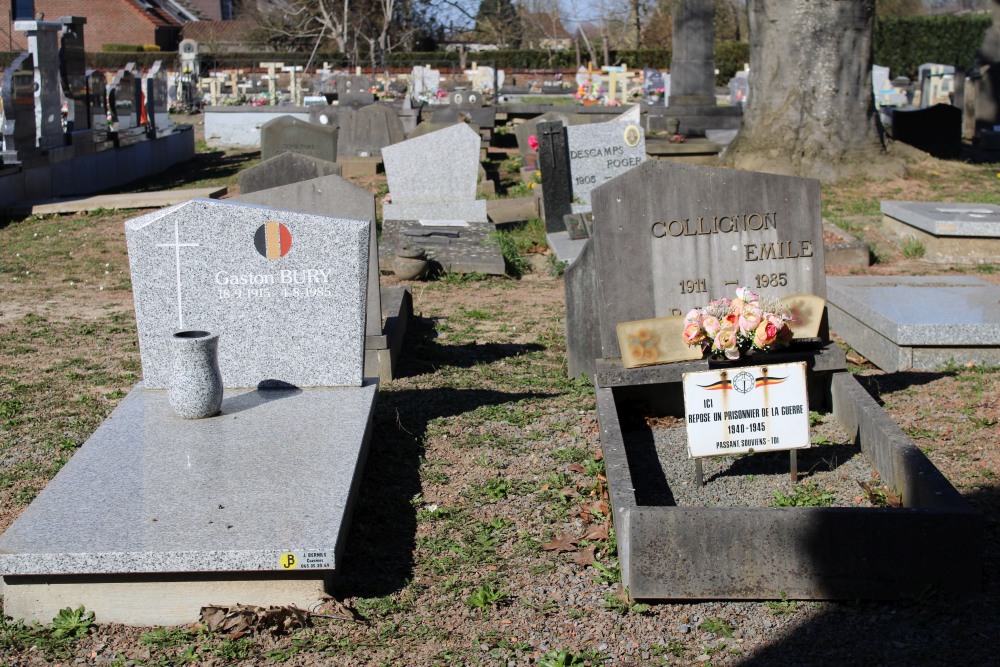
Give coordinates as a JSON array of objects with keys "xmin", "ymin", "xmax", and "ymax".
[{"xmin": 682, "ymin": 286, "xmax": 794, "ymax": 360}]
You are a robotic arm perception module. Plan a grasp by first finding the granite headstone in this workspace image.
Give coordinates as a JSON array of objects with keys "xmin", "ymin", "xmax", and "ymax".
[
  {"xmin": 260, "ymin": 115, "xmax": 339, "ymax": 163},
  {"xmin": 109, "ymin": 68, "xmax": 138, "ymax": 132},
  {"xmin": 145, "ymin": 60, "xmax": 172, "ymax": 137},
  {"xmin": 337, "ymin": 74, "xmax": 374, "ymax": 107},
  {"xmin": 86, "ymin": 69, "xmax": 109, "ymax": 143},
  {"xmin": 16, "ymin": 20, "xmax": 64, "ymax": 150},
  {"xmin": 336, "ymin": 104, "xmax": 405, "ymax": 158},
  {"xmin": 565, "ymin": 161, "xmax": 826, "ymax": 376},
  {"xmin": 565, "ymin": 119, "xmax": 646, "ymax": 207},
  {"xmin": 536, "ymin": 119, "xmax": 573, "ymax": 234},
  {"xmin": 238, "ymin": 151, "xmax": 343, "ymax": 195},
  {"xmin": 125, "ymin": 199, "xmax": 370, "ymax": 389},
  {"xmin": 58, "ymin": 16, "xmax": 90, "ymax": 135}
]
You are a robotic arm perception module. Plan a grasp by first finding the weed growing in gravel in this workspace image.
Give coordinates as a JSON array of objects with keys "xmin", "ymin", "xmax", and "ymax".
[
  {"xmin": 771, "ymin": 482, "xmax": 836, "ymax": 507},
  {"xmin": 901, "ymin": 236, "xmax": 926, "ymax": 259},
  {"xmin": 699, "ymin": 616, "xmax": 735, "ymax": 637},
  {"xmin": 140, "ymin": 626, "xmax": 198, "ymax": 648},
  {"xmin": 466, "ymin": 582, "xmax": 509, "ymax": 609},
  {"xmin": 590, "ymin": 558, "xmax": 622, "ymax": 585},
  {"xmin": 553, "ymin": 446, "xmax": 590, "ymax": 463},
  {"xmin": 765, "ymin": 591, "xmax": 800, "ymax": 616},
  {"xmin": 215, "ymin": 636, "xmax": 254, "ymax": 659},
  {"xmin": 603, "ymin": 591, "xmax": 651, "ymax": 615},
  {"xmin": 975, "ymin": 263, "xmax": 997, "ymax": 274},
  {"xmin": 538, "ymin": 648, "xmax": 589, "ymax": 666}
]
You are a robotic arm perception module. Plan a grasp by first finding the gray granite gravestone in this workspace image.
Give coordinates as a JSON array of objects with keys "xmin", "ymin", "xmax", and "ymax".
[
  {"xmin": 336, "ymin": 104, "xmax": 405, "ymax": 158},
  {"xmin": 1, "ymin": 53, "xmax": 38, "ymax": 163},
  {"xmin": 827, "ymin": 275, "xmax": 1000, "ymax": 371},
  {"xmin": 382, "ymin": 122, "xmax": 487, "ymax": 223},
  {"xmin": 58, "ymin": 16, "xmax": 90, "ymax": 138},
  {"xmin": 308, "ymin": 104, "xmax": 339, "ymax": 128},
  {"xmin": 260, "ymin": 115, "xmax": 339, "ymax": 163},
  {"xmin": 565, "ymin": 119, "xmax": 646, "ymax": 207},
  {"xmin": 109, "ymin": 67, "xmax": 143, "ymax": 145},
  {"xmin": 0, "ymin": 198, "xmax": 378, "ymax": 625},
  {"xmin": 16, "ymin": 20, "xmax": 64, "ymax": 150},
  {"xmin": 238, "ymin": 151, "xmax": 343, "ymax": 195},
  {"xmin": 566, "ymin": 160, "xmax": 826, "ymax": 378},
  {"xmin": 880, "ymin": 201, "xmax": 1000, "ymax": 264},
  {"xmin": 231, "ymin": 173, "xmax": 410, "ymax": 382},
  {"xmin": 380, "ymin": 123, "xmax": 501, "ymax": 274},
  {"xmin": 125, "ymin": 198, "xmax": 370, "ymax": 389}
]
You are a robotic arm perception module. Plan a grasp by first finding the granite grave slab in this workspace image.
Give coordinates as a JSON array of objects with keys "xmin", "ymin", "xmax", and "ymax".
[
  {"xmin": 260, "ymin": 115, "xmax": 339, "ymax": 163},
  {"xmin": 565, "ymin": 119, "xmax": 646, "ymax": 207},
  {"xmin": 880, "ymin": 201, "xmax": 1000, "ymax": 264},
  {"xmin": 237, "ymin": 151, "xmax": 343, "ymax": 195},
  {"xmin": 125, "ymin": 198, "xmax": 370, "ymax": 389},
  {"xmin": 827, "ymin": 275, "xmax": 1000, "ymax": 371}
]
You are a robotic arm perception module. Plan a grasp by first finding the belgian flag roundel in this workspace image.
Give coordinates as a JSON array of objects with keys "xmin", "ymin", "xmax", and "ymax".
[{"xmin": 254, "ymin": 221, "xmax": 292, "ymax": 259}]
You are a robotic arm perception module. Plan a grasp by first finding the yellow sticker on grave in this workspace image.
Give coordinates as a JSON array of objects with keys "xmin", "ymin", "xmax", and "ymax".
[{"xmin": 279, "ymin": 552, "xmax": 298, "ymax": 570}]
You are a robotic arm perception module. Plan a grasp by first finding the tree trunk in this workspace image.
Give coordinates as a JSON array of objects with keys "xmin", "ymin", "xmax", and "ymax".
[{"xmin": 721, "ymin": 0, "xmax": 904, "ymax": 181}]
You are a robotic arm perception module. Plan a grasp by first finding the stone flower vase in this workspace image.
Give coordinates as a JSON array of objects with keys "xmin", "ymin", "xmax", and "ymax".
[{"xmin": 167, "ymin": 330, "xmax": 223, "ymax": 419}]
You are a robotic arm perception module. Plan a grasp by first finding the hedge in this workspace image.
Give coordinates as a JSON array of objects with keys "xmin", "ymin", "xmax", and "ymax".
[{"xmin": 874, "ymin": 13, "xmax": 993, "ymax": 79}]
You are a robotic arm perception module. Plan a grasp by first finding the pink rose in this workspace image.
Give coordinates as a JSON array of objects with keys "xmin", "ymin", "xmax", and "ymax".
[
  {"xmin": 735, "ymin": 286, "xmax": 758, "ymax": 303},
  {"xmin": 714, "ymin": 326, "xmax": 738, "ymax": 354},
  {"xmin": 683, "ymin": 323, "xmax": 706, "ymax": 345},
  {"xmin": 739, "ymin": 305, "xmax": 763, "ymax": 334},
  {"xmin": 528, "ymin": 134, "xmax": 539, "ymax": 151},
  {"xmin": 753, "ymin": 321, "xmax": 778, "ymax": 348},
  {"xmin": 684, "ymin": 309, "xmax": 702, "ymax": 325},
  {"xmin": 702, "ymin": 315, "xmax": 721, "ymax": 337}
]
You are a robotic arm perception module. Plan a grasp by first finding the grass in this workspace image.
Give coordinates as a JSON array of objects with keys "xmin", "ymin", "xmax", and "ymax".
[{"xmin": 771, "ymin": 481, "xmax": 836, "ymax": 507}]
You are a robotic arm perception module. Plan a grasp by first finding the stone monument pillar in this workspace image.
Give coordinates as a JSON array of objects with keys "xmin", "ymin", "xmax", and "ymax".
[
  {"xmin": 15, "ymin": 19, "xmax": 65, "ymax": 150},
  {"xmin": 668, "ymin": 0, "xmax": 716, "ymax": 108},
  {"xmin": 59, "ymin": 16, "xmax": 92, "ymax": 142}
]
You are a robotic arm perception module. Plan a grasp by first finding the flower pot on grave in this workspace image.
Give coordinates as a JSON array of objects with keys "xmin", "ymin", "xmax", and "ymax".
[
  {"xmin": 393, "ymin": 245, "xmax": 429, "ymax": 280},
  {"xmin": 167, "ymin": 330, "xmax": 223, "ymax": 419}
]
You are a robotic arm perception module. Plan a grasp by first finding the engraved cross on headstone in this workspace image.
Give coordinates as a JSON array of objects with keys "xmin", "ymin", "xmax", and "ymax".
[{"xmin": 154, "ymin": 219, "xmax": 204, "ymax": 330}]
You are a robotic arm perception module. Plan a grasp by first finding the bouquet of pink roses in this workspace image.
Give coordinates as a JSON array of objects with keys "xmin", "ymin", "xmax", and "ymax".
[{"xmin": 682, "ymin": 286, "xmax": 794, "ymax": 360}]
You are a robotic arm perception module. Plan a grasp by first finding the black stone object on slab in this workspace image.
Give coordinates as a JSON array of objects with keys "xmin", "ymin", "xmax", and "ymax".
[{"xmin": 536, "ymin": 120, "xmax": 572, "ymax": 234}]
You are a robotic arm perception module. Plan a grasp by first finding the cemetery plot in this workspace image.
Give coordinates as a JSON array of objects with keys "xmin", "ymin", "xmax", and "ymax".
[
  {"xmin": 880, "ymin": 201, "xmax": 1000, "ymax": 264},
  {"xmin": 827, "ymin": 275, "xmax": 1000, "ymax": 372},
  {"xmin": 572, "ymin": 162, "xmax": 982, "ymax": 600},
  {"xmin": 0, "ymin": 199, "xmax": 380, "ymax": 624}
]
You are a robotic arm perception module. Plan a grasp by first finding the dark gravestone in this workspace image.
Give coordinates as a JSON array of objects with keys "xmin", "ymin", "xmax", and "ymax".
[
  {"xmin": 337, "ymin": 75, "xmax": 374, "ymax": 107},
  {"xmin": 86, "ymin": 70, "xmax": 109, "ymax": 143},
  {"xmin": 669, "ymin": 0, "xmax": 716, "ymax": 107},
  {"xmin": 16, "ymin": 20, "xmax": 63, "ymax": 150},
  {"xmin": 336, "ymin": 104, "xmax": 405, "ymax": 158},
  {"xmin": 536, "ymin": 120, "xmax": 573, "ymax": 234},
  {"xmin": 260, "ymin": 115, "xmax": 339, "ymax": 163},
  {"xmin": 450, "ymin": 90, "xmax": 482, "ymax": 108},
  {"xmin": 109, "ymin": 68, "xmax": 142, "ymax": 144},
  {"xmin": 58, "ymin": 16, "xmax": 90, "ymax": 136},
  {"xmin": 145, "ymin": 61, "xmax": 172, "ymax": 137},
  {"xmin": 238, "ymin": 151, "xmax": 343, "ymax": 195},
  {"xmin": 430, "ymin": 105, "xmax": 496, "ymax": 129},
  {"xmin": 307, "ymin": 105, "xmax": 339, "ymax": 128},
  {"xmin": 890, "ymin": 103, "xmax": 962, "ymax": 159},
  {"xmin": 566, "ymin": 161, "xmax": 826, "ymax": 378},
  {"xmin": 1, "ymin": 53, "xmax": 38, "ymax": 163}
]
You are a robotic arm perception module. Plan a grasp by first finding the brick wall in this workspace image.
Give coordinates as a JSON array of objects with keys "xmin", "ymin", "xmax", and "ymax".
[{"xmin": 2, "ymin": 0, "xmax": 179, "ymax": 53}]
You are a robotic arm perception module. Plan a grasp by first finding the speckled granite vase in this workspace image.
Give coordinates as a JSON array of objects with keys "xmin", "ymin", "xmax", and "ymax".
[{"xmin": 167, "ymin": 330, "xmax": 223, "ymax": 419}]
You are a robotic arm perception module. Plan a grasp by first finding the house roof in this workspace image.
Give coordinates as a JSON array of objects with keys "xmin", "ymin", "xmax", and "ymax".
[
  {"xmin": 127, "ymin": 0, "xmax": 186, "ymax": 28},
  {"xmin": 181, "ymin": 18, "xmax": 256, "ymax": 44}
]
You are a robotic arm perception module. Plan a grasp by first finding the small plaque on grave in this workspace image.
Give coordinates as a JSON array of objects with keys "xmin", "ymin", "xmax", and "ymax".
[
  {"xmin": 682, "ymin": 361, "xmax": 809, "ymax": 459},
  {"xmin": 616, "ymin": 316, "xmax": 704, "ymax": 367},
  {"xmin": 780, "ymin": 294, "xmax": 825, "ymax": 338}
]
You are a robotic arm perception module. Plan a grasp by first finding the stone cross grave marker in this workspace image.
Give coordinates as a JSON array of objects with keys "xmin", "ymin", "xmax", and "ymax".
[
  {"xmin": 565, "ymin": 119, "xmax": 646, "ymax": 208},
  {"xmin": 260, "ymin": 115, "xmax": 339, "ymax": 163},
  {"xmin": 125, "ymin": 199, "xmax": 370, "ymax": 389},
  {"xmin": 580, "ymin": 161, "xmax": 826, "ymax": 363}
]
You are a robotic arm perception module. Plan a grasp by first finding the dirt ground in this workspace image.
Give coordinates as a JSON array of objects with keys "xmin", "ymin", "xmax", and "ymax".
[{"xmin": 0, "ymin": 146, "xmax": 998, "ymax": 665}]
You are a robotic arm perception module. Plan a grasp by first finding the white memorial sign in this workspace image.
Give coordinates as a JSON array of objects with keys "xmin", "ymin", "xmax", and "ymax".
[{"xmin": 682, "ymin": 361, "xmax": 809, "ymax": 458}]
